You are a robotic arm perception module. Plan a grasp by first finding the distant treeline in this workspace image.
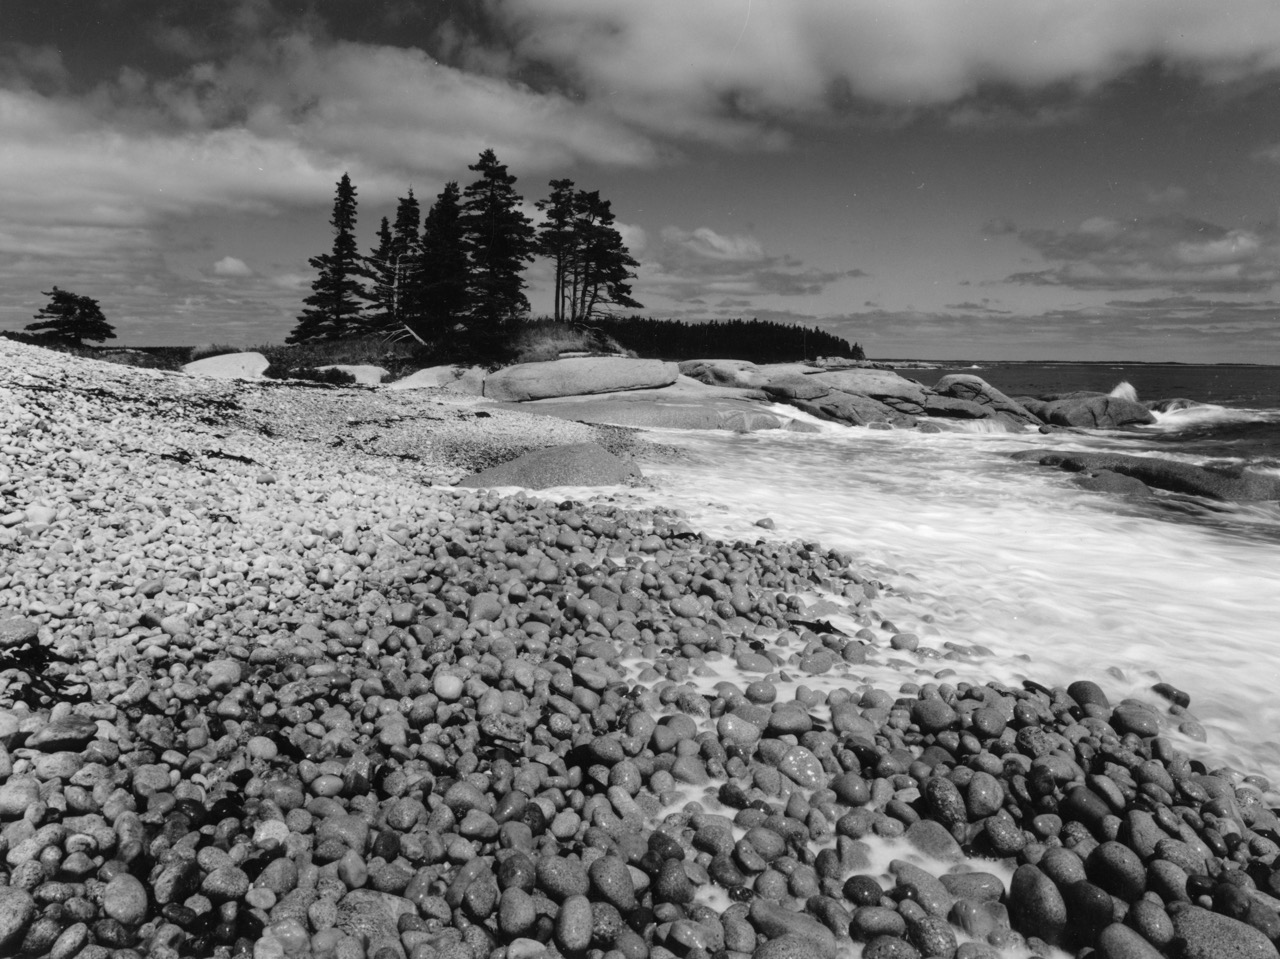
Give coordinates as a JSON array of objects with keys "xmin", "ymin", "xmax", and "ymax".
[{"xmin": 593, "ymin": 316, "xmax": 864, "ymax": 363}]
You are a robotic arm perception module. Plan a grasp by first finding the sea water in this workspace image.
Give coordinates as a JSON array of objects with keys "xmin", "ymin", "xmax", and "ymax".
[{"xmin": 608, "ymin": 364, "xmax": 1280, "ymax": 786}]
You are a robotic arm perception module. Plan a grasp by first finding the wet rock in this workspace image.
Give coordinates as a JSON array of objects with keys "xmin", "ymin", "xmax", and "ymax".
[
  {"xmin": 1169, "ymin": 903, "xmax": 1280, "ymax": 959},
  {"xmin": 749, "ymin": 900, "xmax": 837, "ymax": 958},
  {"xmin": 1008, "ymin": 864, "xmax": 1065, "ymax": 946},
  {"xmin": 1096, "ymin": 922, "xmax": 1165, "ymax": 959}
]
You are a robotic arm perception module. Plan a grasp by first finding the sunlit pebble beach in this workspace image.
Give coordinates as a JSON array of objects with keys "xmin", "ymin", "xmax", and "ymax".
[{"xmin": 3, "ymin": 339, "xmax": 1280, "ymax": 959}]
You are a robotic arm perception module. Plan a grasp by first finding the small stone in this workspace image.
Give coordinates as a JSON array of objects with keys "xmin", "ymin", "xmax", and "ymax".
[
  {"xmin": 536, "ymin": 856, "xmax": 589, "ymax": 902},
  {"xmin": 555, "ymin": 894, "xmax": 593, "ymax": 953},
  {"xmin": 0, "ymin": 886, "xmax": 37, "ymax": 949},
  {"xmin": 1068, "ymin": 680, "xmax": 1110, "ymax": 709},
  {"xmin": 911, "ymin": 699, "xmax": 957, "ymax": 733},
  {"xmin": 202, "ymin": 865, "xmax": 251, "ymax": 901},
  {"xmin": 1169, "ymin": 903, "xmax": 1279, "ymax": 959},
  {"xmin": 777, "ymin": 745, "xmax": 825, "ymax": 789},
  {"xmin": 1097, "ymin": 922, "xmax": 1165, "ymax": 959},
  {"xmin": 204, "ymin": 660, "xmax": 241, "ymax": 692},
  {"xmin": 749, "ymin": 900, "xmax": 837, "ymax": 958},
  {"xmin": 1087, "ymin": 841, "xmax": 1147, "ymax": 901},
  {"xmin": 588, "ymin": 855, "xmax": 636, "ymax": 912},
  {"xmin": 1008, "ymin": 864, "xmax": 1065, "ymax": 947},
  {"xmin": 1111, "ymin": 702, "xmax": 1160, "ymax": 738},
  {"xmin": 0, "ymin": 617, "xmax": 39, "ymax": 649},
  {"xmin": 103, "ymin": 874, "xmax": 149, "ymax": 926}
]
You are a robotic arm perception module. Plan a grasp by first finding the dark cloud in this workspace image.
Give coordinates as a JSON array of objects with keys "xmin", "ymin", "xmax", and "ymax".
[
  {"xmin": 945, "ymin": 301, "xmax": 1012, "ymax": 314},
  {"xmin": 647, "ymin": 226, "xmax": 865, "ymax": 302},
  {"xmin": 1003, "ymin": 214, "xmax": 1280, "ymax": 292}
]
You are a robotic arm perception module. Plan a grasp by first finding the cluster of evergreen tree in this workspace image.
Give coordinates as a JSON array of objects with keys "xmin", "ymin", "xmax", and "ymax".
[
  {"xmin": 290, "ymin": 150, "xmax": 641, "ymax": 347},
  {"xmin": 592, "ymin": 316, "xmax": 863, "ymax": 363}
]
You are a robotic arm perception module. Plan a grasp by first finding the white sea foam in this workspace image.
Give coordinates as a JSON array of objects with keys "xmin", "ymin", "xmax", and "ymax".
[{"xmin": 587, "ymin": 425, "xmax": 1280, "ymax": 785}]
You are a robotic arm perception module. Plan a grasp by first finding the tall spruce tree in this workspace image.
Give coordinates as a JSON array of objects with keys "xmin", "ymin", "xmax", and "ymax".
[
  {"xmin": 535, "ymin": 179, "xmax": 578, "ymax": 323},
  {"xmin": 289, "ymin": 173, "xmax": 368, "ymax": 343},
  {"xmin": 365, "ymin": 216, "xmax": 396, "ymax": 332},
  {"xmin": 27, "ymin": 287, "xmax": 115, "ymax": 346},
  {"xmin": 389, "ymin": 190, "xmax": 423, "ymax": 331},
  {"xmin": 459, "ymin": 149, "xmax": 535, "ymax": 332},
  {"xmin": 536, "ymin": 182, "xmax": 641, "ymax": 323},
  {"xmin": 418, "ymin": 181, "xmax": 469, "ymax": 341}
]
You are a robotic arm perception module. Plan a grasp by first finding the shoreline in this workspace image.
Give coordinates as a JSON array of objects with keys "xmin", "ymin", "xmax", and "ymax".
[{"xmin": 2, "ymin": 340, "xmax": 1279, "ymax": 959}]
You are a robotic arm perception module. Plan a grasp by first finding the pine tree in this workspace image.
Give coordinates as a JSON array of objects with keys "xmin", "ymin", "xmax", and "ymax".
[
  {"xmin": 570, "ymin": 191, "xmax": 641, "ymax": 321},
  {"xmin": 289, "ymin": 173, "xmax": 369, "ymax": 343},
  {"xmin": 535, "ymin": 179, "xmax": 578, "ymax": 323},
  {"xmin": 26, "ymin": 287, "xmax": 116, "ymax": 346},
  {"xmin": 389, "ymin": 190, "xmax": 423, "ymax": 331},
  {"xmin": 365, "ymin": 217, "xmax": 396, "ymax": 332},
  {"xmin": 418, "ymin": 181, "xmax": 470, "ymax": 342},
  {"xmin": 460, "ymin": 149, "xmax": 535, "ymax": 333},
  {"xmin": 536, "ymin": 182, "xmax": 641, "ymax": 323}
]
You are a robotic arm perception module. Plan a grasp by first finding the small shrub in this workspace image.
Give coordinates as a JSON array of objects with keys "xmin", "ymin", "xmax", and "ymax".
[
  {"xmin": 189, "ymin": 343, "xmax": 244, "ymax": 362},
  {"xmin": 262, "ymin": 364, "xmax": 357, "ymax": 386},
  {"xmin": 508, "ymin": 319, "xmax": 633, "ymax": 364}
]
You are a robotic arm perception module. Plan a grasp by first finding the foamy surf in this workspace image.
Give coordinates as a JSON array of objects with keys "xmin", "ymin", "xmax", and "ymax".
[{"xmin": 610, "ymin": 425, "xmax": 1280, "ymax": 785}]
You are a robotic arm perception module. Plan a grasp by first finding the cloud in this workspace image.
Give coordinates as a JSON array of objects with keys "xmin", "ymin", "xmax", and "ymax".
[
  {"xmin": 0, "ymin": 27, "xmax": 662, "ymax": 342},
  {"xmin": 213, "ymin": 256, "xmax": 253, "ymax": 276},
  {"xmin": 645, "ymin": 226, "xmax": 865, "ymax": 303},
  {"xmin": 492, "ymin": 0, "xmax": 1280, "ymax": 140},
  {"xmin": 1002, "ymin": 214, "xmax": 1280, "ymax": 292}
]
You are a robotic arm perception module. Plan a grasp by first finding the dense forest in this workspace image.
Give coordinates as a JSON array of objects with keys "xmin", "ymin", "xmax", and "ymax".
[{"xmin": 593, "ymin": 316, "xmax": 863, "ymax": 362}]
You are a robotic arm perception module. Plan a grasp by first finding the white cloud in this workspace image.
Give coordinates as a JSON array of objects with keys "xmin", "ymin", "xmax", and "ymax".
[
  {"xmin": 494, "ymin": 0, "xmax": 1280, "ymax": 137},
  {"xmin": 213, "ymin": 256, "xmax": 253, "ymax": 276},
  {"xmin": 661, "ymin": 227, "xmax": 766, "ymax": 263}
]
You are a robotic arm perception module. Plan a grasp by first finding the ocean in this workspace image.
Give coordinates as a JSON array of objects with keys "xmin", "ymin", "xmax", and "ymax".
[{"xmin": 607, "ymin": 362, "xmax": 1280, "ymax": 793}]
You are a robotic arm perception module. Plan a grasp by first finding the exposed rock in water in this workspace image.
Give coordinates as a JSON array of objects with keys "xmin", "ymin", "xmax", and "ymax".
[
  {"xmin": 931, "ymin": 374, "xmax": 1042, "ymax": 427},
  {"xmin": 1012, "ymin": 449, "xmax": 1280, "ymax": 501},
  {"xmin": 1018, "ymin": 393, "xmax": 1156, "ymax": 428},
  {"xmin": 810, "ymin": 369, "xmax": 929, "ymax": 411}
]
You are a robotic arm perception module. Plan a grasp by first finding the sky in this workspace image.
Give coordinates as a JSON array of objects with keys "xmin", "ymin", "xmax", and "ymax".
[{"xmin": 4, "ymin": 1, "xmax": 1280, "ymax": 361}]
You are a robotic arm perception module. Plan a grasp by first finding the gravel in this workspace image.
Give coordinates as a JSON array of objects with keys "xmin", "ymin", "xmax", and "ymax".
[{"xmin": 3, "ymin": 339, "xmax": 1280, "ymax": 959}]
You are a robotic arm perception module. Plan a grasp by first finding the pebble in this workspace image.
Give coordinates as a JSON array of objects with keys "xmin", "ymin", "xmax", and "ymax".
[
  {"xmin": 102, "ymin": 874, "xmax": 148, "ymax": 926},
  {"xmin": 1, "ymin": 341, "xmax": 1277, "ymax": 959}
]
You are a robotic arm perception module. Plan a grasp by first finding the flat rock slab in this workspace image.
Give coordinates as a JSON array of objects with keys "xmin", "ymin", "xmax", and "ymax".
[
  {"xmin": 1012, "ymin": 449, "xmax": 1280, "ymax": 501},
  {"xmin": 455, "ymin": 442, "xmax": 641, "ymax": 489},
  {"xmin": 811, "ymin": 369, "xmax": 928, "ymax": 406},
  {"xmin": 182, "ymin": 352, "xmax": 269, "ymax": 379},
  {"xmin": 484, "ymin": 357, "xmax": 678, "ymax": 402},
  {"xmin": 503, "ymin": 376, "xmax": 799, "ymax": 431},
  {"xmin": 385, "ymin": 366, "xmax": 486, "ymax": 393}
]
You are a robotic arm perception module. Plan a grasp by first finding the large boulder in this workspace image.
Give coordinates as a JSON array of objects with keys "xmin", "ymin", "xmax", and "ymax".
[
  {"xmin": 1011, "ymin": 450, "xmax": 1280, "ymax": 501},
  {"xmin": 932, "ymin": 374, "xmax": 1041, "ymax": 426},
  {"xmin": 1022, "ymin": 393, "xmax": 1156, "ymax": 429},
  {"xmin": 484, "ymin": 357, "xmax": 678, "ymax": 402},
  {"xmin": 812, "ymin": 369, "xmax": 928, "ymax": 411},
  {"xmin": 922, "ymin": 394, "xmax": 999, "ymax": 419},
  {"xmin": 679, "ymin": 359, "xmax": 770, "ymax": 389},
  {"xmin": 455, "ymin": 443, "xmax": 641, "ymax": 489},
  {"xmin": 761, "ymin": 373, "xmax": 833, "ymax": 402},
  {"xmin": 788, "ymin": 392, "xmax": 916, "ymax": 428},
  {"xmin": 182, "ymin": 352, "xmax": 269, "ymax": 379}
]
